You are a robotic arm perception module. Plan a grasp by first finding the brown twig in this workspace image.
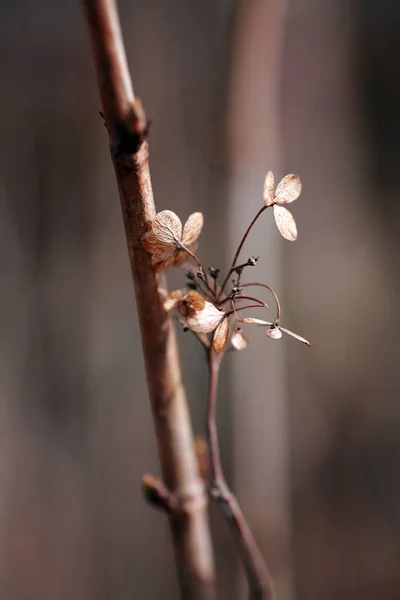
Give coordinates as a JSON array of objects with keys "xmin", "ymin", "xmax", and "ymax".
[
  {"xmin": 82, "ymin": 1, "xmax": 216, "ymax": 598},
  {"xmin": 206, "ymin": 349, "xmax": 275, "ymax": 600}
]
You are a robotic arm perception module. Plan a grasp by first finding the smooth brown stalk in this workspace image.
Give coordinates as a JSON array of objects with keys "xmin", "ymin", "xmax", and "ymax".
[
  {"xmin": 206, "ymin": 349, "xmax": 275, "ymax": 600},
  {"xmin": 82, "ymin": 1, "xmax": 215, "ymax": 598}
]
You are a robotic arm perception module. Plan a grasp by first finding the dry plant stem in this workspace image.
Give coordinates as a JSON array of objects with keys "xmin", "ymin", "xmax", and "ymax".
[
  {"xmin": 82, "ymin": 1, "xmax": 216, "ymax": 598},
  {"xmin": 219, "ymin": 206, "xmax": 267, "ymax": 299},
  {"xmin": 207, "ymin": 349, "xmax": 275, "ymax": 600}
]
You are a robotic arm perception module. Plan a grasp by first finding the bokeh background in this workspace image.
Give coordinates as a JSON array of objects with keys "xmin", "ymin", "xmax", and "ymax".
[{"xmin": 1, "ymin": 1, "xmax": 400, "ymax": 599}]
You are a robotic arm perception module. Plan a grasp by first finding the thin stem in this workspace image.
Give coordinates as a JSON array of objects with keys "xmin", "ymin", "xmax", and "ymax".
[
  {"xmin": 225, "ymin": 304, "xmax": 269, "ymax": 318},
  {"xmin": 240, "ymin": 283, "xmax": 281, "ymax": 323},
  {"xmin": 219, "ymin": 206, "xmax": 267, "ymax": 299},
  {"xmin": 219, "ymin": 295, "xmax": 267, "ymax": 307},
  {"xmin": 82, "ymin": 1, "xmax": 216, "ymax": 598},
  {"xmin": 206, "ymin": 349, "xmax": 275, "ymax": 600},
  {"xmin": 179, "ymin": 243, "xmax": 217, "ymax": 301}
]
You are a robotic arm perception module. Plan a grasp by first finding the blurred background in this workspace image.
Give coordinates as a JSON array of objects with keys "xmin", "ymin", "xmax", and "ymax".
[{"xmin": 1, "ymin": 0, "xmax": 400, "ymax": 599}]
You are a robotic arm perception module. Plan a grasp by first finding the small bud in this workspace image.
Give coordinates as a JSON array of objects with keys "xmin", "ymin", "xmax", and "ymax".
[
  {"xmin": 208, "ymin": 267, "xmax": 220, "ymax": 280},
  {"xmin": 247, "ymin": 256, "xmax": 259, "ymax": 266}
]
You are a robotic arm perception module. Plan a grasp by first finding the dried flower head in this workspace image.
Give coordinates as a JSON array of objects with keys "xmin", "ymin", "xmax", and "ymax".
[
  {"xmin": 263, "ymin": 172, "xmax": 301, "ymax": 241},
  {"xmin": 174, "ymin": 290, "xmax": 224, "ymax": 333},
  {"xmin": 142, "ymin": 210, "xmax": 203, "ymax": 271}
]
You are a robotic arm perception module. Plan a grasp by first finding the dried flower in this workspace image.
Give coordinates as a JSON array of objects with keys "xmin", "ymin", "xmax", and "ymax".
[
  {"xmin": 240, "ymin": 317, "xmax": 310, "ymax": 346},
  {"xmin": 213, "ymin": 318, "xmax": 229, "ymax": 354},
  {"xmin": 263, "ymin": 172, "xmax": 301, "ymax": 241},
  {"xmin": 231, "ymin": 327, "xmax": 249, "ymax": 351},
  {"xmin": 142, "ymin": 210, "xmax": 203, "ymax": 271},
  {"xmin": 174, "ymin": 290, "xmax": 224, "ymax": 333}
]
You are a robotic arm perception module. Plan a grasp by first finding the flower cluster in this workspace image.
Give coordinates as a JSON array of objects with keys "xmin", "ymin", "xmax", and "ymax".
[{"xmin": 141, "ymin": 171, "xmax": 310, "ymax": 354}]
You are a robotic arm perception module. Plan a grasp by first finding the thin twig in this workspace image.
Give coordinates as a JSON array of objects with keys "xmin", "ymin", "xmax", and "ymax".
[
  {"xmin": 219, "ymin": 206, "xmax": 267, "ymax": 299},
  {"xmin": 206, "ymin": 349, "xmax": 275, "ymax": 600},
  {"xmin": 82, "ymin": 1, "xmax": 216, "ymax": 598}
]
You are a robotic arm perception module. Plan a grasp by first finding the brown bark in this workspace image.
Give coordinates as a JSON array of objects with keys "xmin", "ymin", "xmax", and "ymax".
[{"xmin": 82, "ymin": 1, "xmax": 216, "ymax": 598}]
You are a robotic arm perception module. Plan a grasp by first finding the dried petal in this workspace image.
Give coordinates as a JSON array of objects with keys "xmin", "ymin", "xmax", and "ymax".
[
  {"xmin": 273, "ymin": 205, "xmax": 298, "ymax": 241},
  {"xmin": 151, "ymin": 210, "xmax": 182, "ymax": 245},
  {"xmin": 151, "ymin": 250, "xmax": 177, "ymax": 272},
  {"xmin": 263, "ymin": 171, "xmax": 275, "ymax": 206},
  {"xmin": 280, "ymin": 326, "xmax": 310, "ymax": 346},
  {"xmin": 142, "ymin": 230, "xmax": 171, "ymax": 255},
  {"xmin": 240, "ymin": 317, "xmax": 273, "ymax": 326},
  {"xmin": 275, "ymin": 174, "xmax": 302, "ymax": 204},
  {"xmin": 178, "ymin": 290, "xmax": 206, "ymax": 315},
  {"xmin": 163, "ymin": 290, "xmax": 184, "ymax": 312},
  {"xmin": 231, "ymin": 327, "xmax": 249, "ymax": 351},
  {"xmin": 182, "ymin": 212, "xmax": 204, "ymax": 246},
  {"xmin": 266, "ymin": 327, "xmax": 283, "ymax": 340},
  {"xmin": 186, "ymin": 302, "xmax": 224, "ymax": 333},
  {"xmin": 213, "ymin": 318, "xmax": 229, "ymax": 354}
]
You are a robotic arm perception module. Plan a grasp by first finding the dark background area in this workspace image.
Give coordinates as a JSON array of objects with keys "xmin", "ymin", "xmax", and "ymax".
[{"xmin": 0, "ymin": 1, "xmax": 399, "ymax": 599}]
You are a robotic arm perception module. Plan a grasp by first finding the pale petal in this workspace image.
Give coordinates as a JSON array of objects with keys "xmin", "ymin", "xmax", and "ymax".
[
  {"xmin": 280, "ymin": 326, "xmax": 310, "ymax": 346},
  {"xmin": 142, "ymin": 230, "xmax": 171, "ymax": 255},
  {"xmin": 182, "ymin": 212, "xmax": 204, "ymax": 246},
  {"xmin": 263, "ymin": 170, "xmax": 275, "ymax": 206},
  {"xmin": 239, "ymin": 317, "xmax": 273, "ymax": 326},
  {"xmin": 273, "ymin": 205, "xmax": 298, "ymax": 241},
  {"xmin": 152, "ymin": 210, "xmax": 182, "ymax": 245},
  {"xmin": 186, "ymin": 303, "xmax": 224, "ymax": 333},
  {"xmin": 275, "ymin": 174, "xmax": 302, "ymax": 204},
  {"xmin": 213, "ymin": 318, "xmax": 229, "ymax": 354},
  {"xmin": 163, "ymin": 290, "xmax": 184, "ymax": 312},
  {"xmin": 231, "ymin": 327, "xmax": 249, "ymax": 351},
  {"xmin": 266, "ymin": 327, "xmax": 282, "ymax": 340}
]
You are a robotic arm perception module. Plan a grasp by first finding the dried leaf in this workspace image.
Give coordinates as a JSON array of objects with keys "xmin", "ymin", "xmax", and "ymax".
[
  {"xmin": 275, "ymin": 174, "xmax": 302, "ymax": 204},
  {"xmin": 240, "ymin": 317, "xmax": 273, "ymax": 326},
  {"xmin": 266, "ymin": 327, "xmax": 282, "ymax": 340},
  {"xmin": 213, "ymin": 318, "xmax": 229, "ymax": 354},
  {"xmin": 231, "ymin": 327, "xmax": 249, "ymax": 350},
  {"xmin": 163, "ymin": 290, "xmax": 184, "ymax": 312},
  {"xmin": 280, "ymin": 327, "xmax": 310, "ymax": 346},
  {"xmin": 186, "ymin": 303, "xmax": 224, "ymax": 333},
  {"xmin": 273, "ymin": 205, "xmax": 298, "ymax": 241},
  {"xmin": 182, "ymin": 212, "xmax": 204, "ymax": 246},
  {"xmin": 263, "ymin": 171, "xmax": 275, "ymax": 206},
  {"xmin": 151, "ymin": 210, "xmax": 182, "ymax": 245}
]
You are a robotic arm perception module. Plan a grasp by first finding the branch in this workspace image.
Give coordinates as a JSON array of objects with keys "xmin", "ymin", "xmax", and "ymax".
[
  {"xmin": 206, "ymin": 349, "xmax": 275, "ymax": 600},
  {"xmin": 82, "ymin": 1, "xmax": 216, "ymax": 598}
]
